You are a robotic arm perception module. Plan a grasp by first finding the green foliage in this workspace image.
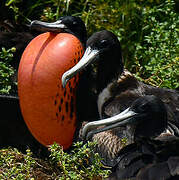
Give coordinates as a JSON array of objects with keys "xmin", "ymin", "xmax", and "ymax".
[
  {"xmin": 1, "ymin": 1, "xmax": 178, "ymax": 178},
  {"xmin": 0, "ymin": 148, "xmax": 35, "ymax": 179},
  {"xmin": 0, "ymin": 47, "xmax": 16, "ymax": 94},
  {"xmin": 0, "ymin": 142, "xmax": 110, "ymax": 179},
  {"xmin": 5, "ymin": 0, "xmax": 74, "ymax": 23},
  {"xmin": 3, "ymin": 0, "xmax": 179, "ymax": 89},
  {"xmin": 77, "ymin": 0, "xmax": 178, "ymax": 89},
  {"xmin": 78, "ymin": 0, "xmax": 178, "ymax": 89},
  {"xmin": 49, "ymin": 141, "xmax": 110, "ymax": 179},
  {"xmin": 133, "ymin": 0, "xmax": 179, "ymax": 88}
]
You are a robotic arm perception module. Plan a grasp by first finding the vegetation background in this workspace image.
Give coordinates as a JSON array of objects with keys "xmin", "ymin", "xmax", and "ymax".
[
  {"xmin": 0, "ymin": 0, "xmax": 178, "ymax": 179},
  {"xmin": 0, "ymin": 0, "xmax": 179, "ymax": 94}
]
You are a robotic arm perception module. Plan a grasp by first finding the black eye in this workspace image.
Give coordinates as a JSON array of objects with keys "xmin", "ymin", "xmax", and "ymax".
[
  {"xmin": 138, "ymin": 103, "xmax": 149, "ymax": 112},
  {"xmin": 98, "ymin": 39, "xmax": 108, "ymax": 48},
  {"xmin": 73, "ymin": 21, "xmax": 77, "ymax": 25},
  {"xmin": 101, "ymin": 40, "xmax": 108, "ymax": 45}
]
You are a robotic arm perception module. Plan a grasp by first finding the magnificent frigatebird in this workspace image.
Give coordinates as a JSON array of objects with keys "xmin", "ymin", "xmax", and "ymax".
[
  {"xmin": 0, "ymin": 16, "xmax": 87, "ymax": 152},
  {"xmin": 82, "ymin": 95, "xmax": 179, "ymax": 179},
  {"xmin": 18, "ymin": 16, "xmax": 87, "ymax": 150}
]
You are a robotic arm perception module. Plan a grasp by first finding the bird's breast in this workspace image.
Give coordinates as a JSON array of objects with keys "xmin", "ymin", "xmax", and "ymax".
[{"xmin": 18, "ymin": 32, "xmax": 84, "ymax": 149}]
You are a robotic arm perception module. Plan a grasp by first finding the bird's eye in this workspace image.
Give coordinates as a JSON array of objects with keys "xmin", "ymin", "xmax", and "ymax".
[
  {"xmin": 101, "ymin": 40, "xmax": 107, "ymax": 44},
  {"xmin": 99, "ymin": 40, "xmax": 108, "ymax": 47},
  {"xmin": 138, "ymin": 103, "xmax": 149, "ymax": 112},
  {"xmin": 98, "ymin": 40, "xmax": 108, "ymax": 49}
]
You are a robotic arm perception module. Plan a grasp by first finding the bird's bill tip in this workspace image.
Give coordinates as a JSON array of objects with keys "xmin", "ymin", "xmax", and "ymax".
[
  {"xmin": 61, "ymin": 46, "xmax": 99, "ymax": 88},
  {"xmin": 61, "ymin": 72, "xmax": 69, "ymax": 88}
]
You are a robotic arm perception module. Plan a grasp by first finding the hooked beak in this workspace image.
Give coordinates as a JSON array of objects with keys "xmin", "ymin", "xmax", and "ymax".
[
  {"xmin": 30, "ymin": 20, "xmax": 67, "ymax": 32},
  {"xmin": 62, "ymin": 46, "xmax": 99, "ymax": 87},
  {"xmin": 82, "ymin": 108, "xmax": 138, "ymax": 140}
]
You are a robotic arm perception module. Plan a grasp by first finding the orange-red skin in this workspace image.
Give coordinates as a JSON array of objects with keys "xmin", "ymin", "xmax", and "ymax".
[{"xmin": 18, "ymin": 32, "xmax": 84, "ymax": 150}]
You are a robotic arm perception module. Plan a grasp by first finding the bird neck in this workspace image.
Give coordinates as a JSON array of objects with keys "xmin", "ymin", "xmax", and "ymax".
[
  {"xmin": 94, "ymin": 46, "xmax": 123, "ymax": 94},
  {"xmin": 97, "ymin": 69, "xmax": 138, "ymax": 118}
]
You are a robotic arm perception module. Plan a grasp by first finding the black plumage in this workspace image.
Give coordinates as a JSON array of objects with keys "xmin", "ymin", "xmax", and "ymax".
[
  {"xmin": 62, "ymin": 30, "xmax": 179, "ymax": 139},
  {"xmin": 82, "ymin": 95, "xmax": 169, "ymax": 164},
  {"xmin": 107, "ymin": 136, "xmax": 179, "ymax": 180},
  {"xmin": 83, "ymin": 95, "xmax": 179, "ymax": 179},
  {"xmin": 0, "ymin": 16, "xmax": 87, "ymax": 154},
  {"xmin": 0, "ymin": 95, "xmax": 47, "ymax": 156},
  {"xmin": 61, "ymin": 30, "xmax": 179, "ymax": 173},
  {"xmin": 62, "ymin": 30, "xmax": 179, "ymax": 124}
]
